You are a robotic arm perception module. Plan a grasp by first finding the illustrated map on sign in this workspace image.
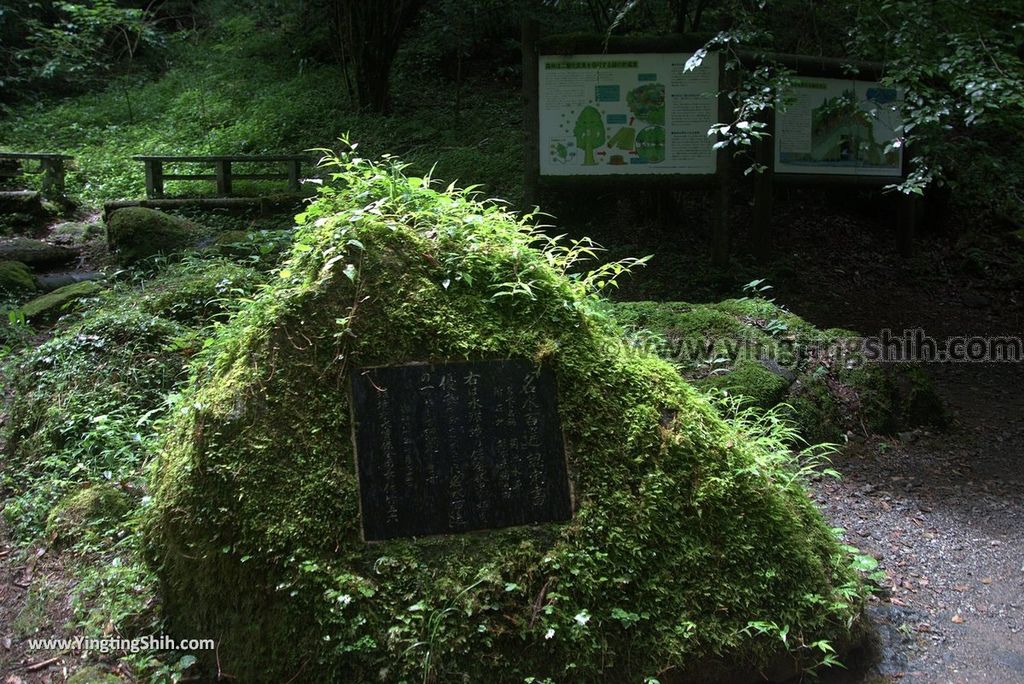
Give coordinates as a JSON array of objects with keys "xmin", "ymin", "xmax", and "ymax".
[
  {"xmin": 539, "ymin": 52, "xmax": 719, "ymax": 176},
  {"xmin": 774, "ymin": 78, "xmax": 904, "ymax": 176}
]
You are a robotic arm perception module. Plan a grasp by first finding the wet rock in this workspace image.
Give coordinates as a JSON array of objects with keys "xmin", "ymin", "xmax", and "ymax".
[
  {"xmin": 21, "ymin": 280, "xmax": 103, "ymax": 319},
  {"xmin": 0, "ymin": 237, "xmax": 78, "ymax": 266},
  {"xmin": 35, "ymin": 270, "xmax": 104, "ymax": 292}
]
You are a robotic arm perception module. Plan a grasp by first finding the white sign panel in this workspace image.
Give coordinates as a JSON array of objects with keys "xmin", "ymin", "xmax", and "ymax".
[
  {"xmin": 538, "ymin": 52, "xmax": 719, "ymax": 176},
  {"xmin": 774, "ymin": 77, "xmax": 903, "ymax": 176}
]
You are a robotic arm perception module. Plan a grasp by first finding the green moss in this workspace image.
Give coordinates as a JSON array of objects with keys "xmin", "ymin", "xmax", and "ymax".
[
  {"xmin": 134, "ymin": 258, "xmax": 265, "ymax": 325},
  {"xmin": 21, "ymin": 280, "xmax": 102, "ymax": 319},
  {"xmin": 46, "ymin": 484, "xmax": 132, "ymax": 544},
  {"xmin": 143, "ymin": 154, "xmax": 865, "ymax": 682},
  {"xmin": 0, "ymin": 260, "xmax": 36, "ymax": 293},
  {"xmin": 786, "ymin": 376, "xmax": 845, "ymax": 444},
  {"xmin": 66, "ymin": 666, "xmax": 122, "ymax": 684},
  {"xmin": 105, "ymin": 207, "xmax": 197, "ymax": 265},
  {"xmin": 842, "ymin": 364, "xmax": 948, "ymax": 434},
  {"xmin": 609, "ymin": 300, "xmax": 947, "ymax": 439},
  {"xmin": 700, "ymin": 357, "xmax": 791, "ymax": 409}
]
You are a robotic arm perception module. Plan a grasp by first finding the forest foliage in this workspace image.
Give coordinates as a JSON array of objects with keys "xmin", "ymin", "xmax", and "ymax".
[{"xmin": 2, "ymin": 0, "xmax": 1021, "ymax": 228}]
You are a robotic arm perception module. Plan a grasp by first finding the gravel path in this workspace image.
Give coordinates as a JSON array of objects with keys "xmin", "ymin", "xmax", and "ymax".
[
  {"xmin": 779, "ymin": 225, "xmax": 1024, "ymax": 682},
  {"xmin": 815, "ymin": 360, "xmax": 1024, "ymax": 682}
]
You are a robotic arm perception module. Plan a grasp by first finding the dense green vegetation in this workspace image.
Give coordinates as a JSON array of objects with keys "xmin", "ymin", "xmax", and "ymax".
[
  {"xmin": 0, "ymin": 2, "xmax": 525, "ymax": 207},
  {"xmin": 1, "ymin": 257, "xmax": 270, "ymax": 677},
  {"xmin": 4, "ymin": 0, "xmax": 1009, "ymax": 681}
]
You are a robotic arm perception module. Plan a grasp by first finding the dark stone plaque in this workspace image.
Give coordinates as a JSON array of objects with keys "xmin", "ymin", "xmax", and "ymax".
[{"xmin": 350, "ymin": 359, "xmax": 572, "ymax": 541}]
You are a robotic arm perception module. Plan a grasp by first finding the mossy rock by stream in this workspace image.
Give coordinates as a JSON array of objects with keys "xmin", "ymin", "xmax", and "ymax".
[
  {"xmin": 105, "ymin": 207, "xmax": 198, "ymax": 265},
  {"xmin": 21, "ymin": 280, "xmax": 103, "ymax": 319},
  {"xmin": 609, "ymin": 300, "xmax": 948, "ymax": 443},
  {"xmin": 143, "ymin": 155, "xmax": 868, "ymax": 682}
]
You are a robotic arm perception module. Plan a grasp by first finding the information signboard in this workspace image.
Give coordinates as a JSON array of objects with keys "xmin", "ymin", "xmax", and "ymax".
[
  {"xmin": 350, "ymin": 360, "xmax": 572, "ymax": 541},
  {"xmin": 774, "ymin": 77, "xmax": 903, "ymax": 177},
  {"xmin": 538, "ymin": 52, "xmax": 719, "ymax": 176}
]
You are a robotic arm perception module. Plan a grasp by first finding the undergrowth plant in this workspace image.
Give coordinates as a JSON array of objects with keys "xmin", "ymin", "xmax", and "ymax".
[{"xmin": 0, "ymin": 251, "xmax": 271, "ymax": 679}]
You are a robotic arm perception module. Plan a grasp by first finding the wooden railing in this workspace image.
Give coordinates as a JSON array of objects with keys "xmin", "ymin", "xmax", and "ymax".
[
  {"xmin": 0, "ymin": 152, "xmax": 74, "ymax": 197},
  {"xmin": 132, "ymin": 155, "xmax": 313, "ymax": 198}
]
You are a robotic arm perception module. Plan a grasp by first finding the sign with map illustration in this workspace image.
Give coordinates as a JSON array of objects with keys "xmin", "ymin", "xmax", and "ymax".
[
  {"xmin": 538, "ymin": 52, "xmax": 719, "ymax": 176},
  {"xmin": 774, "ymin": 78, "xmax": 903, "ymax": 176}
]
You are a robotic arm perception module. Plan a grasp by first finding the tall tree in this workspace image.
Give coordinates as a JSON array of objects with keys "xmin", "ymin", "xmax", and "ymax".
[{"xmin": 329, "ymin": 0, "xmax": 425, "ymax": 113}]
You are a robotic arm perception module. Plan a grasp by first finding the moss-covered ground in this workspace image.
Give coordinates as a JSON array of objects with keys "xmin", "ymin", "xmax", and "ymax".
[{"xmin": 0, "ymin": 252, "xmax": 269, "ymax": 678}]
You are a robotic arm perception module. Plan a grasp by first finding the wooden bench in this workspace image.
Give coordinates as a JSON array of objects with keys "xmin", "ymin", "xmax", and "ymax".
[
  {"xmin": 133, "ymin": 155, "xmax": 313, "ymax": 198},
  {"xmin": 0, "ymin": 152, "xmax": 73, "ymax": 197}
]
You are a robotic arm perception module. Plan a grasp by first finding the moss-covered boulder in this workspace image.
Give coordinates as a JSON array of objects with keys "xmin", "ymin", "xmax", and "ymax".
[
  {"xmin": 21, "ymin": 280, "xmax": 103, "ymax": 319},
  {"xmin": 0, "ymin": 260, "xmax": 37, "ymax": 294},
  {"xmin": 144, "ymin": 155, "xmax": 867, "ymax": 682},
  {"xmin": 46, "ymin": 484, "xmax": 132, "ymax": 545},
  {"xmin": 609, "ymin": 300, "xmax": 948, "ymax": 443},
  {"xmin": 105, "ymin": 207, "xmax": 197, "ymax": 265}
]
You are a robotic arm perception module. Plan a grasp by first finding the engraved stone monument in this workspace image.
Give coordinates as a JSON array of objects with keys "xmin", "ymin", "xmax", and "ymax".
[{"xmin": 350, "ymin": 359, "xmax": 572, "ymax": 541}]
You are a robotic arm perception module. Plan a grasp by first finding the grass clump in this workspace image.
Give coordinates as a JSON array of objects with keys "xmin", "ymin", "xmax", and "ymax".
[{"xmin": 143, "ymin": 151, "xmax": 869, "ymax": 682}]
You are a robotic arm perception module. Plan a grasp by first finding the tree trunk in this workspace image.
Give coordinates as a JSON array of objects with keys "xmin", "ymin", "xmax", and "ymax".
[{"xmin": 332, "ymin": 0, "xmax": 424, "ymax": 114}]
